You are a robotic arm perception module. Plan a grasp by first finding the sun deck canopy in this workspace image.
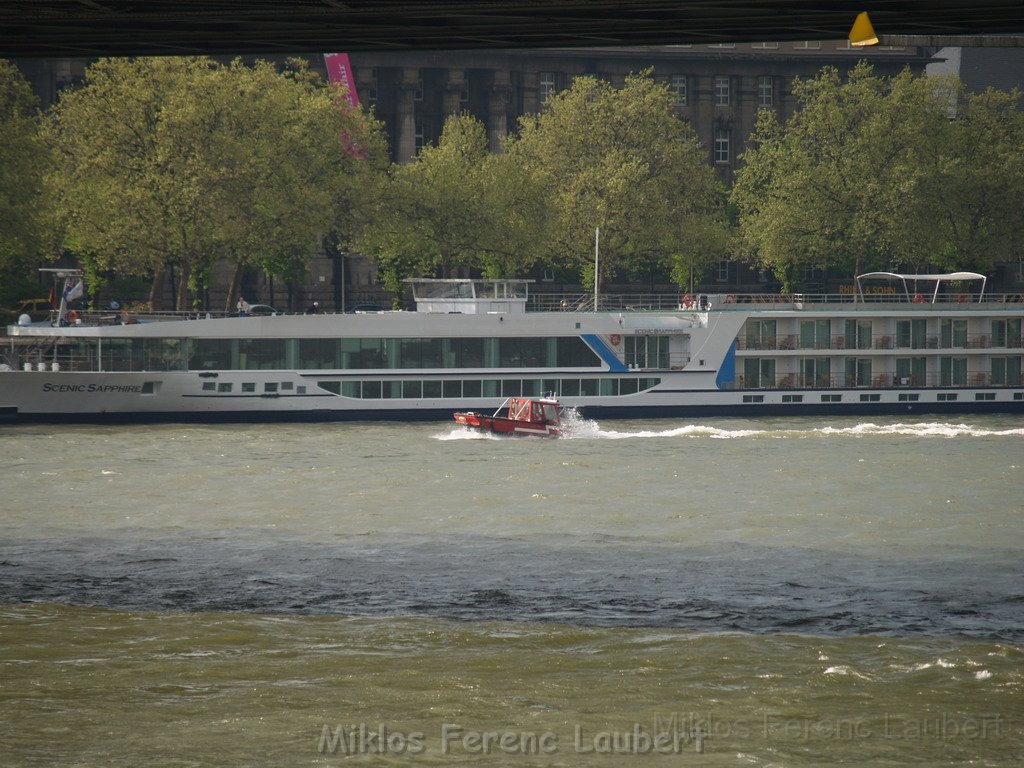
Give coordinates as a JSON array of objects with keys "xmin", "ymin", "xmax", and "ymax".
[{"xmin": 855, "ymin": 271, "xmax": 986, "ymax": 303}]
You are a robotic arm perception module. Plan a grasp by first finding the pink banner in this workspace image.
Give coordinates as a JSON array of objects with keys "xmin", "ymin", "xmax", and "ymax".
[{"xmin": 324, "ymin": 53, "xmax": 359, "ymax": 108}]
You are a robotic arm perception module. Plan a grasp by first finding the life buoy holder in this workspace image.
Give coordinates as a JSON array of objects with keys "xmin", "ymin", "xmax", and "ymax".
[{"xmin": 681, "ymin": 294, "xmax": 694, "ymax": 309}]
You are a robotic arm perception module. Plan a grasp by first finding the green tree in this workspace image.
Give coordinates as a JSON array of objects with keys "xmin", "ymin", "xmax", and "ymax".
[
  {"xmin": 360, "ymin": 113, "xmax": 547, "ymax": 291},
  {"xmin": 505, "ymin": 73, "xmax": 726, "ymax": 290},
  {"xmin": 0, "ymin": 60, "xmax": 51, "ymax": 272},
  {"xmin": 46, "ymin": 56, "xmax": 384, "ymax": 310},
  {"xmin": 732, "ymin": 63, "xmax": 1023, "ymax": 285}
]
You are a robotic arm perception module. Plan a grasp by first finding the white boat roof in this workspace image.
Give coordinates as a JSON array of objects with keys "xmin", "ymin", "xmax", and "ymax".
[{"xmin": 856, "ymin": 271, "xmax": 986, "ymax": 282}]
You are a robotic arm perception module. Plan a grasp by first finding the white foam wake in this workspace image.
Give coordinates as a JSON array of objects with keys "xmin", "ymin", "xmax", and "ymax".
[{"xmin": 815, "ymin": 422, "xmax": 1024, "ymax": 438}]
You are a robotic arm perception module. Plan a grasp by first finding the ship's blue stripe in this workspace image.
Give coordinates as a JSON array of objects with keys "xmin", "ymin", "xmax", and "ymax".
[
  {"xmin": 581, "ymin": 334, "xmax": 628, "ymax": 372},
  {"xmin": 715, "ymin": 341, "xmax": 737, "ymax": 388}
]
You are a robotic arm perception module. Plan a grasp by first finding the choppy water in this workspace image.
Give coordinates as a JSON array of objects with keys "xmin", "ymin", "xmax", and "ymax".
[{"xmin": 2, "ymin": 415, "xmax": 1022, "ymax": 765}]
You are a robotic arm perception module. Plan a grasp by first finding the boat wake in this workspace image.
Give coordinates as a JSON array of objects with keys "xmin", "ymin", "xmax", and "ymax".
[
  {"xmin": 560, "ymin": 415, "xmax": 1024, "ymax": 441},
  {"xmin": 434, "ymin": 427, "xmax": 502, "ymax": 441}
]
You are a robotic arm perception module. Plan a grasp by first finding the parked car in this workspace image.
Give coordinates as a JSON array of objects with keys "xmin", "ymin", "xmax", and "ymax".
[
  {"xmin": 346, "ymin": 304, "xmax": 385, "ymax": 313},
  {"xmin": 245, "ymin": 304, "xmax": 280, "ymax": 316}
]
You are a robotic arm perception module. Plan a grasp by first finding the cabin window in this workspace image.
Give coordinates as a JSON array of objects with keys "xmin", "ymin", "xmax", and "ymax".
[
  {"xmin": 202, "ymin": 381, "xmax": 215, "ymax": 391},
  {"xmin": 991, "ymin": 356, "xmax": 1022, "ymax": 385},
  {"xmin": 625, "ymin": 335, "xmax": 669, "ymax": 369},
  {"xmin": 799, "ymin": 320, "xmax": 831, "ymax": 350},
  {"xmin": 742, "ymin": 394, "xmax": 764, "ymax": 403},
  {"xmin": 938, "ymin": 392, "xmax": 958, "ymax": 401},
  {"xmin": 859, "ymin": 393, "xmax": 880, "ymax": 402},
  {"xmin": 939, "ymin": 357, "xmax": 967, "ymax": 386},
  {"xmin": 821, "ymin": 394, "xmax": 841, "ymax": 403},
  {"xmin": 976, "ymin": 392, "xmax": 996, "ymax": 401},
  {"xmin": 940, "ymin": 319, "xmax": 968, "ymax": 348},
  {"xmin": 382, "ymin": 381, "xmax": 402, "ymax": 398},
  {"xmin": 898, "ymin": 393, "xmax": 919, "ymax": 402},
  {"xmin": 845, "ymin": 357, "xmax": 872, "ymax": 387},
  {"xmin": 799, "ymin": 357, "xmax": 830, "ymax": 387},
  {"xmin": 782, "ymin": 394, "xmax": 802, "ymax": 403},
  {"xmin": 217, "ymin": 382, "xmax": 232, "ymax": 393},
  {"xmin": 743, "ymin": 358, "xmax": 775, "ymax": 388},
  {"xmin": 744, "ymin": 319, "xmax": 776, "ymax": 350},
  {"xmin": 895, "ymin": 319, "xmax": 927, "ymax": 349},
  {"xmin": 402, "ymin": 380, "xmax": 422, "ymax": 398},
  {"xmin": 845, "ymin": 319, "xmax": 872, "ymax": 350},
  {"xmin": 423, "ymin": 380, "xmax": 442, "ymax": 398},
  {"xmin": 242, "ymin": 382, "xmax": 256, "ymax": 393},
  {"xmin": 238, "ymin": 338, "xmax": 286, "ymax": 370},
  {"xmin": 992, "ymin": 319, "xmax": 1023, "ymax": 348},
  {"xmin": 895, "ymin": 357, "xmax": 927, "ymax": 386},
  {"xmin": 443, "ymin": 380, "xmax": 462, "ymax": 398}
]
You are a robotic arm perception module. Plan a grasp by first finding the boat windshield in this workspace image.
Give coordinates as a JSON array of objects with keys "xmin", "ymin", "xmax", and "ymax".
[{"xmin": 542, "ymin": 404, "xmax": 559, "ymax": 423}]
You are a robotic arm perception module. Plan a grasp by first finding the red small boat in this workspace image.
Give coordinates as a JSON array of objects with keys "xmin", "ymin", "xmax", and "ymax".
[{"xmin": 453, "ymin": 396, "xmax": 563, "ymax": 437}]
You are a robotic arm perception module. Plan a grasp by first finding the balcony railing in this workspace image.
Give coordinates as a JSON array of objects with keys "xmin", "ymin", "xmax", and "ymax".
[
  {"xmin": 729, "ymin": 372, "xmax": 1024, "ymax": 390},
  {"xmin": 736, "ymin": 333, "xmax": 1024, "ymax": 352}
]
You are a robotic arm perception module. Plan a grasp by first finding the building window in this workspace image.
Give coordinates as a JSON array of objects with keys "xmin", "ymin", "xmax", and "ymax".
[
  {"xmin": 758, "ymin": 75, "xmax": 773, "ymax": 108},
  {"xmin": 714, "ymin": 128, "xmax": 730, "ymax": 163},
  {"xmin": 752, "ymin": 42, "xmax": 779, "ymax": 49},
  {"xmin": 670, "ymin": 75, "xmax": 687, "ymax": 106},
  {"xmin": 413, "ymin": 80, "xmax": 423, "ymax": 101},
  {"xmin": 366, "ymin": 69, "xmax": 378, "ymax": 103},
  {"xmin": 539, "ymin": 72, "xmax": 556, "ymax": 104},
  {"xmin": 794, "ymin": 41, "xmax": 822, "ymax": 49},
  {"xmin": 714, "ymin": 76, "xmax": 730, "ymax": 106},
  {"xmin": 717, "ymin": 259, "xmax": 730, "ymax": 281},
  {"xmin": 460, "ymin": 85, "xmax": 469, "ymax": 102},
  {"xmin": 414, "ymin": 122, "xmax": 425, "ymax": 154}
]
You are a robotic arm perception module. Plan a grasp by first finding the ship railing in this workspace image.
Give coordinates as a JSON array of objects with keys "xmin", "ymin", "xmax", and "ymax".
[
  {"xmin": 729, "ymin": 371, "xmax": 1024, "ymax": 390},
  {"xmin": 528, "ymin": 292, "xmax": 1024, "ymax": 311},
  {"xmin": 735, "ymin": 332, "xmax": 1023, "ymax": 352}
]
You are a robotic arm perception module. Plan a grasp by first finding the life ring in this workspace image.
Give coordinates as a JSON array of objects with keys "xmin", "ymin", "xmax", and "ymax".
[
  {"xmin": 912, "ymin": 293, "xmax": 925, "ymax": 304},
  {"xmin": 681, "ymin": 294, "xmax": 694, "ymax": 309},
  {"xmin": 66, "ymin": 309, "xmax": 79, "ymax": 323},
  {"xmin": 724, "ymin": 294, "xmax": 736, "ymax": 304},
  {"xmin": 609, "ymin": 334, "xmax": 622, "ymax": 346}
]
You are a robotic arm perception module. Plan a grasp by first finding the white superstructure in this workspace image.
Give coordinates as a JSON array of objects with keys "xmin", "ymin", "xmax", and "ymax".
[{"xmin": 2, "ymin": 277, "xmax": 1022, "ymax": 423}]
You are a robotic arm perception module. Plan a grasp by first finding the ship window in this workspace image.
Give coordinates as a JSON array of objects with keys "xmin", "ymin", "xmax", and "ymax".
[
  {"xmin": 742, "ymin": 394, "xmax": 764, "ymax": 403},
  {"xmin": 991, "ymin": 356, "xmax": 1022, "ymax": 385},
  {"xmin": 940, "ymin": 356, "xmax": 967, "ymax": 386},
  {"xmin": 442, "ymin": 380, "xmax": 461, "ymax": 398},
  {"xmin": 382, "ymin": 381, "xmax": 401, "ymax": 398},
  {"xmin": 976, "ymin": 392, "xmax": 996, "ymax": 401},
  {"xmin": 141, "ymin": 381, "xmax": 157, "ymax": 395},
  {"xmin": 239, "ymin": 338, "xmax": 287, "ymax": 370},
  {"xmin": 341, "ymin": 381, "xmax": 359, "ymax": 397},
  {"xmin": 580, "ymin": 379, "xmax": 599, "ymax": 396},
  {"xmin": 938, "ymin": 393, "xmax": 958, "ymax": 401},
  {"xmin": 859, "ymin": 394, "xmax": 881, "ymax": 402},
  {"xmin": 625, "ymin": 335, "xmax": 670, "ymax": 369},
  {"xmin": 402, "ymin": 380, "xmax": 422, "ymax": 398},
  {"xmin": 898, "ymin": 393, "xmax": 920, "ymax": 402},
  {"xmin": 463, "ymin": 380, "xmax": 481, "ymax": 398},
  {"xmin": 600, "ymin": 378, "xmax": 618, "ymax": 396},
  {"xmin": 296, "ymin": 386, "xmax": 306, "ymax": 394},
  {"xmin": 501, "ymin": 379, "xmax": 522, "ymax": 397},
  {"xmin": 542, "ymin": 379, "xmax": 560, "ymax": 396},
  {"xmin": 561, "ymin": 379, "xmax": 580, "ymax": 396},
  {"xmin": 521, "ymin": 379, "xmax": 540, "ymax": 397},
  {"xmin": 782, "ymin": 394, "xmax": 802, "ymax": 403},
  {"xmin": 202, "ymin": 381, "xmax": 216, "ymax": 391},
  {"xmin": 821, "ymin": 394, "xmax": 841, "ymax": 403},
  {"xmin": 298, "ymin": 338, "xmax": 340, "ymax": 369},
  {"xmin": 217, "ymin": 382, "xmax": 232, "ymax": 393},
  {"xmin": 481, "ymin": 379, "xmax": 500, "ymax": 397},
  {"xmin": 264, "ymin": 382, "xmax": 278, "ymax": 393},
  {"xmin": 1015, "ymin": 392, "xmax": 1024, "ymax": 400},
  {"xmin": 281, "ymin": 381, "xmax": 293, "ymax": 390},
  {"xmin": 423, "ymin": 380, "xmax": 442, "ymax": 398},
  {"xmin": 362, "ymin": 381, "xmax": 381, "ymax": 398},
  {"xmin": 242, "ymin": 382, "xmax": 256, "ymax": 392},
  {"xmin": 318, "ymin": 381, "xmax": 341, "ymax": 395},
  {"xmin": 620, "ymin": 378, "xmax": 639, "ymax": 395},
  {"xmin": 640, "ymin": 378, "xmax": 661, "ymax": 391}
]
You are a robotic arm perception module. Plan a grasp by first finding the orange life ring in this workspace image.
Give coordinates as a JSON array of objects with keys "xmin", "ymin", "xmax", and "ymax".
[
  {"xmin": 724, "ymin": 294, "xmax": 736, "ymax": 304},
  {"xmin": 912, "ymin": 293, "xmax": 925, "ymax": 304},
  {"xmin": 681, "ymin": 294, "xmax": 694, "ymax": 309},
  {"xmin": 609, "ymin": 334, "xmax": 622, "ymax": 346}
]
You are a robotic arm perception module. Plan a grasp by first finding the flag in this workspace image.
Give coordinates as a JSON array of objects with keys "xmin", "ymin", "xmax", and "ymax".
[
  {"xmin": 64, "ymin": 280, "xmax": 83, "ymax": 302},
  {"xmin": 324, "ymin": 53, "xmax": 359, "ymax": 108}
]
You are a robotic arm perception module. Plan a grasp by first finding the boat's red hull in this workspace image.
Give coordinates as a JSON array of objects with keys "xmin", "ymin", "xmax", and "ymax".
[{"xmin": 453, "ymin": 411, "xmax": 560, "ymax": 437}]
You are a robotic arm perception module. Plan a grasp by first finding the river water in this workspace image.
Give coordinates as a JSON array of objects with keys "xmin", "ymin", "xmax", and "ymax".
[{"xmin": 1, "ymin": 414, "xmax": 1022, "ymax": 766}]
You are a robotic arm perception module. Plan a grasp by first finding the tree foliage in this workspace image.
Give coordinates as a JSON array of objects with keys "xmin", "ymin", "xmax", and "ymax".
[
  {"xmin": 505, "ymin": 73, "xmax": 727, "ymax": 289},
  {"xmin": 0, "ymin": 59, "xmax": 51, "ymax": 271},
  {"xmin": 732, "ymin": 63, "xmax": 1024, "ymax": 285},
  {"xmin": 46, "ymin": 57, "xmax": 385, "ymax": 309},
  {"xmin": 359, "ymin": 113, "xmax": 547, "ymax": 291}
]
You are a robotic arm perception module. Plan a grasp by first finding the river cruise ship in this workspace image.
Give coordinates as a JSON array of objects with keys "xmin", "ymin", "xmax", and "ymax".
[{"xmin": 2, "ymin": 274, "xmax": 1022, "ymax": 423}]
